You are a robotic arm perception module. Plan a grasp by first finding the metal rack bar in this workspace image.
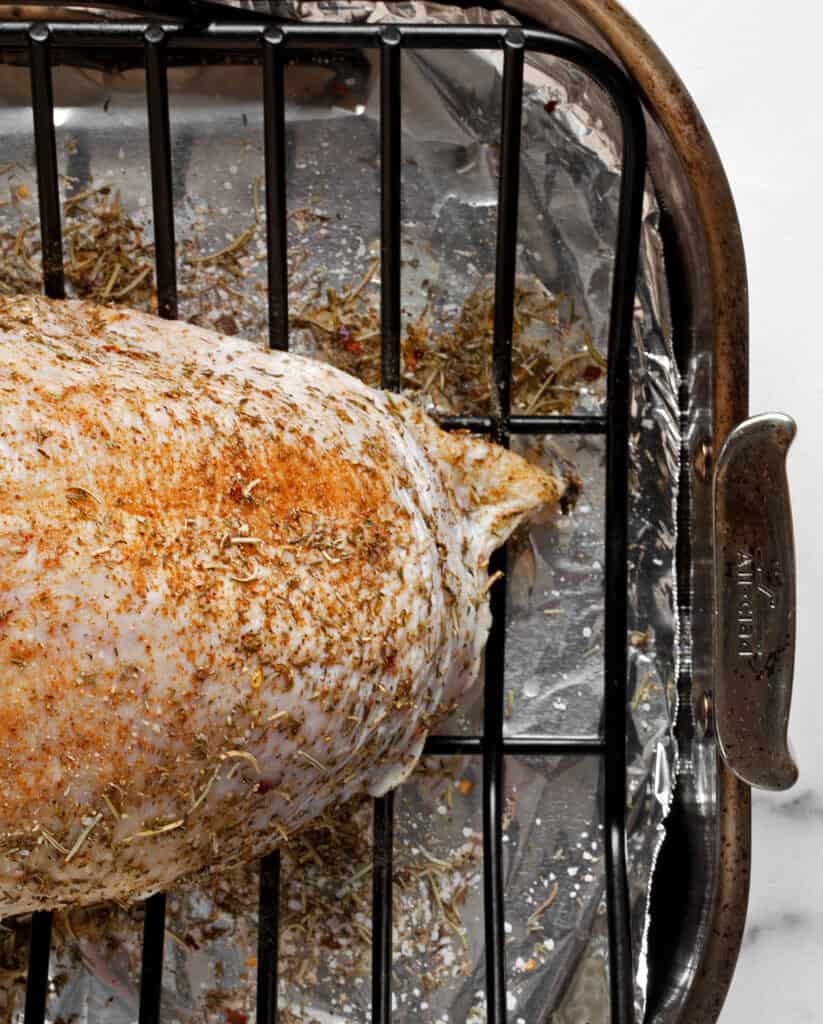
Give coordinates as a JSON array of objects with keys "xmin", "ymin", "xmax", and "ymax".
[
  {"xmin": 135, "ymin": 29, "xmax": 179, "ymax": 1021},
  {"xmin": 371, "ymin": 791, "xmax": 395, "ymax": 1024},
  {"xmin": 437, "ymin": 414, "xmax": 607, "ymax": 435},
  {"xmin": 23, "ymin": 912, "xmax": 52, "ymax": 1024},
  {"xmin": 145, "ymin": 24, "xmax": 177, "ymax": 319},
  {"xmin": 602, "ymin": 74, "xmax": 647, "ymax": 1024},
  {"xmin": 491, "ymin": 33, "xmax": 523, "ymax": 437},
  {"xmin": 423, "ymin": 735, "xmax": 606, "ymax": 756},
  {"xmin": 0, "ymin": 21, "xmax": 627, "ymax": 52},
  {"xmin": 257, "ymin": 30, "xmax": 291, "ymax": 1017},
  {"xmin": 379, "ymin": 27, "xmax": 402, "ymax": 394},
  {"xmin": 262, "ymin": 27, "xmax": 289, "ymax": 350},
  {"xmin": 137, "ymin": 892, "xmax": 167, "ymax": 1024},
  {"xmin": 481, "ymin": 31, "xmax": 524, "ymax": 1024},
  {"xmin": 28, "ymin": 26, "xmax": 64, "ymax": 299},
  {"xmin": 256, "ymin": 851, "xmax": 281, "ymax": 1024},
  {"xmin": 0, "ymin": 20, "xmax": 652, "ymax": 63},
  {"xmin": 438, "ymin": 416, "xmax": 495, "ymax": 434},
  {"xmin": 25, "ymin": 28, "xmax": 61, "ymax": 1022},
  {"xmin": 370, "ymin": 28, "xmax": 403, "ymax": 1023},
  {"xmin": 507, "ymin": 414, "xmax": 607, "ymax": 435}
]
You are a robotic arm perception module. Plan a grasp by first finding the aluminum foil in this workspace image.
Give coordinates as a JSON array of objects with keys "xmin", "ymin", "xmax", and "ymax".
[{"xmin": 0, "ymin": 2, "xmax": 680, "ymax": 1020}]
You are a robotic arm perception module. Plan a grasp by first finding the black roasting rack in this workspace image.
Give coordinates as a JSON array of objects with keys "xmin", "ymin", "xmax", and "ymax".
[{"xmin": 0, "ymin": 5, "xmax": 647, "ymax": 1023}]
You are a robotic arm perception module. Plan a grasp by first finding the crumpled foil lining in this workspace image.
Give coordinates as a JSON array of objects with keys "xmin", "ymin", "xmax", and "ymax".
[{"xmin": 0, "ymin": 2, "xmax": 680, "ymax": 1021}]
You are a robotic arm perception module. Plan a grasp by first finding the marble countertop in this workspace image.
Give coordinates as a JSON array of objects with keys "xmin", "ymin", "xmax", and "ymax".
[{"xmin": 620, "ymin": 3, "xmax": 823, "ymax": 1021}]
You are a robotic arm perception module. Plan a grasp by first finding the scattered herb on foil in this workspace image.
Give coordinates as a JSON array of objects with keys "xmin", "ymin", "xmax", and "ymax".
[{"xmin": 0, "ymin": 174, "xmax": 605, "ymax": 418}]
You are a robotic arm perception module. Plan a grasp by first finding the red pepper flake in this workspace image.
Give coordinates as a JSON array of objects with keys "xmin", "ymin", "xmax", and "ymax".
[
  {"xmin": 226, "ymin": 1011, "xmax": 248, "ymax": 1024},
  {"xmin": 582, "ymin": 364, "xmax": 602, "ymax": 383},
  {"xmin": 338, "ymin": 324, "xmax": 363, "ymax": 355},
  {"xmin": 405, "ymin": 347, "xmax": 425, "ymax": 371},
  {"xmin": 228, "ymin": 480, "xmax": 244, "ymax": 502},
  {"xmin": 544, "ymin": 99, "xmax": 560, "ymax": 114},
  {"xmin": 256, "ymin": 779, "xmax": 275, "ymax": 795}
]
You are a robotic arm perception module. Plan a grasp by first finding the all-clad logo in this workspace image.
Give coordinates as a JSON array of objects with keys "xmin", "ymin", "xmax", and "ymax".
[{"xmin": 735, "ymin": 549, "xmax": 780, "ymax": 659}]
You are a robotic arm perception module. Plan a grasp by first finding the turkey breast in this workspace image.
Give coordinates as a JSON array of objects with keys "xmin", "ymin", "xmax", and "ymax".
[{"xmin": 0, "ymin": 296, "xmax": 563, "ymax": 917}]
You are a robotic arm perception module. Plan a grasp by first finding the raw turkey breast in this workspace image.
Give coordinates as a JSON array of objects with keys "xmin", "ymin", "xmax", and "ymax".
[{"xmin": 0, "ymin": 296, "xmax": 564, "ymax": 917}]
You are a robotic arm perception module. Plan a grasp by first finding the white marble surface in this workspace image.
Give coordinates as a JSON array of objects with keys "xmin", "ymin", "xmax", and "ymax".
[{"xmin": 619, "ymin": 2, "xmax": 823, "ymax": 1020}]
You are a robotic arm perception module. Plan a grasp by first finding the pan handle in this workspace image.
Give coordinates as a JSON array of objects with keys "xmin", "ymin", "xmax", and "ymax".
[{"xmin": 711, "ymin": 413, "xmax": 798, "ymax": 790}]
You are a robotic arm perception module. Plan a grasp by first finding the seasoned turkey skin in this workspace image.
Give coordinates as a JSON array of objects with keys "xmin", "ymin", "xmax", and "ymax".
[{"xmin": 0, "ymin": 296, "xmax": 562, "ymax": 917}]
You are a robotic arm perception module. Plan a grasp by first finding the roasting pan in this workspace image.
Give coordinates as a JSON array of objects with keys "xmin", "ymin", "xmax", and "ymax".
[{"xmin": 0, "ymin": 1, "xmax": 798, "ymax": 1022}]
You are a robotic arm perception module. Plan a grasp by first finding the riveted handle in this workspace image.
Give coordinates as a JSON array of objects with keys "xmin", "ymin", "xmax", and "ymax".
[{"xmin": 713, "ymin": 413, "xmax": 798, "ymax": 790}]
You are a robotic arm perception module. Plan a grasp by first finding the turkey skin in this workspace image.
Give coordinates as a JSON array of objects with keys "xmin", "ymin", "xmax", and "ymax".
[{"xmin": 0, "ymin": 296, "xmax": 563, "ymax": 917}]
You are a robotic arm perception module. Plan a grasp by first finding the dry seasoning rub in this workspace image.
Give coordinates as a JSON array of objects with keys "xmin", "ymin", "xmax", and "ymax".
[{"xmin": 0, "ymin": 296, "xmax": 566, "ymax": 919}]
